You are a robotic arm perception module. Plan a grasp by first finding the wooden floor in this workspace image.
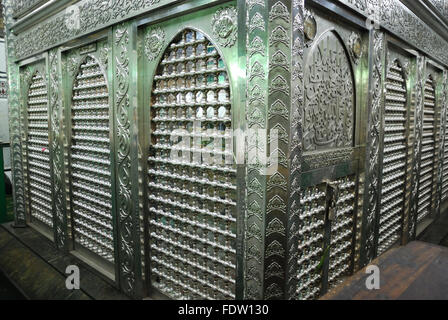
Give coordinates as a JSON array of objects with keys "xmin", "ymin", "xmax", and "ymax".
[
  {"xmin": 0, "ymin": 222, "xmax": 129, "ymax": 300},
  {"xmin": 322, "ymin": 241, "xmax": 448, "ymax": 300}
]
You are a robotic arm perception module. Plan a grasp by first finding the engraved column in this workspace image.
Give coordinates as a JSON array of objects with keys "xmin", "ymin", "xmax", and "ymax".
[{"xmin": 113, "ymin": 22, "xmax": 144, "ymax": 298}]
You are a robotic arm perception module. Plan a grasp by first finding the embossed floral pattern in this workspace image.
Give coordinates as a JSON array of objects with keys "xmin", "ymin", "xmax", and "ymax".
[
  {"xmin": 144, "ymin": 27, "xmax": 165, "ymax": 61},
  {"xmin": 212, "ymin": 6, "xmax": 238, "ymax": 47}
]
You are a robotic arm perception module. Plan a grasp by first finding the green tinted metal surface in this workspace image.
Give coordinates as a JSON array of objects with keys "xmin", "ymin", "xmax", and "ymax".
[
  {"xmin": 5, "ymin": 0, "xmax": 448, "ymax": 300},
  {"xmin": 0, "ymin": 145, "xmax": 7, "ymax": 223}
]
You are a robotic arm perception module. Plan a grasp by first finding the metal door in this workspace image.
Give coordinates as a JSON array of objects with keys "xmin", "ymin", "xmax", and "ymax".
[
  {"xmin": 20, "ymin": 59, "xmax": 53, "ymax": 237},
  {"xmin": 298, "ymin": 7, "xmax": 367, "ymax": 299},
  {"xmin": 140, "ymin": 4, "xmax": 241, "ymax": 300},
  {"xmin": 416, "ymin": 62, "xmax": 443, "ymax": 229},
  {"xmin": 441, "ymin": 72, "xmax": 448, "ymax": 203},
  {"xmin": 376, "ymin": 45, "xmax": 414, "ymax": 256},
  {"xmin": 62, "ymin": 38, "xmax": 117, "ymax": 278}
]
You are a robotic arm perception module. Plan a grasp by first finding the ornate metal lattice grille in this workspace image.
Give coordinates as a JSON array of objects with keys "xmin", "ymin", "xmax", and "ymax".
[
  {"xmin": 328, "ymin": 176, "xmax": 356, "ymax": 289},
  {"xmin": 417, "ymin": 76, "xmax": 437, "ymax": 223},
  {"xmin": 27, "ymin": 72, "xmax": 52, "ymax": 227},
  {"xmin": 148, "ymin": 29, "xmax": 236, "ymax": 300},
  {"xmin": 378, "ymin": 61, "xmax": 407, "ymax": 255},
  {"xmin": 443, "ymin": 108, "xmax": 448, "ymax": 201},
  {"xmin": 70, "ymin": 56, "xmax": 114, "ymax": 263},
  {"xmin": 297, "ymin": 185, "xmax": 326, "ymax": 300},
  {"xmin": 296, "ymin": 176, "xmax": 356, "ymax": 299}
]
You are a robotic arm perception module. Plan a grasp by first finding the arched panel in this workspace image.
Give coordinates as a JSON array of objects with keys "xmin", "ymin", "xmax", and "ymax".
[
  {"xmin": 147, "ymin": 29, "xmax": 236, "ymax": 300},
  {"xmin": 442, "ymin": 93, "xmax": 448, "ymax": 201},
  {"xmin": 298, "ymin": 27, "xmax": 358, "ymax": 299},
  {"xmin": 417, "ymin": 74, "xmax": 437, "ymax": 224},
  {"xmin": 304, "ymin": 30, "xmax": 355, "ymax": 152},
  {"xmin": 378, "ymin": 59, "xmax": 408, "ymax": 255},
  {"xmin": 26, "ymin": 70, "xmax": 52, "ymax": 228},
  {"xmin": 69, "ymin": 55, "xmax": 114, "ymax": 263}
]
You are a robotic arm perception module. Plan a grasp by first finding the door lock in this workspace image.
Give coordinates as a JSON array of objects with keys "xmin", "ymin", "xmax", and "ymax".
[{"xmin": 325, "ymin": 180, "xmax": 340, "ymax": 222}]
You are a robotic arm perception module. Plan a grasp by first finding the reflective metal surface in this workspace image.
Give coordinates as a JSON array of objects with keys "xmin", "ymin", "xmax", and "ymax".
[
  {"xmin": 417, "ymin": 75, "xmax": 438, "ymax": 223},
  {"xmin": 148, "ymin": 29, "xmax": 237, "ymax": 300},
  {"xmin": 70, "ymin": 55, "xmax": 114, "ymax": 263},
  {"xmin": 442, "ymin": 95, "xmax": 448, "ymax": 200},
  {"xmin": 378, "ymin": 59, "xmax": 408, "ymax": 255},
  {"xmin": 298, "ymin": 5, "xmax": 364, "ymax": 299},
  {"xmin": 26, "ymin": 70, "xmax": 52, "ymax": 228},
  {"xmin": 297, "ymin": 184, "xmax": 325, "ymax": 299},
  {"xmin": 327, "ymin": 176, "xmax": 356, "ymax": 289},
  {"xmin": 4, "ymin": 0, "xmax": 448, "ymax": 300}
]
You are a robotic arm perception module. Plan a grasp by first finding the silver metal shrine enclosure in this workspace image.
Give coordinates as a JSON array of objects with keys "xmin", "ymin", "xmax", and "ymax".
[{"xmin": 4, "ymin": 0, "xmax": 448, "ymax": 300}]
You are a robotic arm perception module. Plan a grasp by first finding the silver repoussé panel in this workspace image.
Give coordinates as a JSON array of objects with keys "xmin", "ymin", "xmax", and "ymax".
[
  {"xmin": 70, "ymin": 56, "xmax": 114, "ymax": 263},
  {"xmin": 378, "ymin": 61, "xmax": 407, "ymax": 255},
  {"xmin": 417, "ymin": 76, "xmax": 437, "ymax": 223},
  {"xmin": 148, "ymin": 29, "xmax": 237, "ymax": 300},
  {"xmin": 327, "ymin": 176, "xmax": 356, "ymax": 289},
  {"xmin": 27, "ymin": 71, "xmax": 52, "ymax": 228}
]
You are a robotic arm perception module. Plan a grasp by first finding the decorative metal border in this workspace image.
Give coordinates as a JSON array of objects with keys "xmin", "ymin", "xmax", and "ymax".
[
  {"xmin": 19, "ymin": 66, "xmax": 33, "ymax": 229},
  {"xmin": 12, "ymin": 0, "xmax": 50, "ymax": 18},
  {"xmin": 436, "ymin": 70, "xmax": 447, "ymax": 217},
  {"xmin": 287, "ymin": 0, "xmax": 304, "ymax": 300},
  {"xmin": 408, "ymin": 55, "xmax": 426, "ymax": 240},
  {"xmin": 5, "ymin": 0, "xmax": 448, "ymax": 65},
  {"xmin": 359, "ymin": 29, "xmax": 385, "ymax": 266},
  {"xmin": 337, "ymin": 0, "xmax": 448, "ymax": 65},
  {"xmin": 303, "ymin": 148, "xmax": 353, "ymax": 171},
  {"xmin": 245, "ymin": 0, "xmax": 267, "ymax": 300},
  {"xmin": 264, "ymin": 0, "xmax": 292, "ymax": 301},
  {"xmin": 4, "ymin": 0, "xmax": 27, "ymax": 227},
  {"xmin": 12, "ymin": 0, "xmax": 163, "ymax": 61},
  {"xmin": 48, "ymin": 48, "xmax": 68, "ymax": 249},
  {"xmin": 426, "ymin": 0, "xmax": 448, "ymax": 17},
  {"xmin": 113, "ymin": 22, "xmax": 143, "ymax": 298}
]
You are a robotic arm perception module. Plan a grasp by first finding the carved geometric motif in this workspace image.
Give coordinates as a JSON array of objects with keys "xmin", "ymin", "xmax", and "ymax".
[
  {"xmin": 266, "ymin": 217, "xmax": 286, "ymax": 236},
  {"xmin": 247, "ymin": 0, "xmax": 265, "ymax": 10},
  {"xmin": 266, "ymin": 240, "xmax": 285, "ymax": 258},
  {"xmin": 270, "ymin": 50, "xmax": 290, "ymax": 72},
  {"xmin": 249, "ymin": 36, "xmax": 267, "ymax": 57},
  {"xmin": 270, "ymin": 26, "xmax": 289, "ymax": 46},
  {"xmin": 250, "ymin": 12, "xmax": 266, "ymax": 33},
  {"xmin": 267, "ymin": 172, "xmax": 287, "ymax": 191},
  {"xmin": 269, "ymin": 99, "xmax": 289, "ymax": 120},
  {"xmin": 269, "ymin": 1, "xmax": 290, "ymax": 23},
  {"xmin": 250, "ymin": 61, "xmax": 266, "ymax": 81},
  {"xmin": 265, "ymin": 283, "xmax": 283, "ymax": 300},
  {"xmin": 265, "ymin": 261, "xmax": 284, "ymax": 279},
  {"xmin": 267, "ymin": 195, "xmax": 287, "ymax": 213},
  {"xmin": 269, "ymin": 75, "xmax": 290, "ymax": 95}
]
